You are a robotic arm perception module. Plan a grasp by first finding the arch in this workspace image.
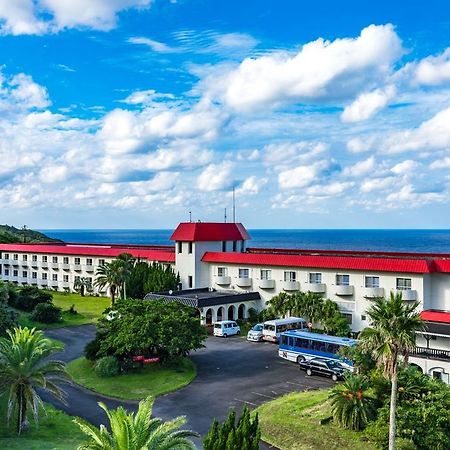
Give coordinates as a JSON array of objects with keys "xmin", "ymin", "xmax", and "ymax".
[
  {"xmin": 238, "ymin": 303, "xmax": 245, "ymax": 320},
  {"xmin": 228, "ymin": 305, "xmax": 236, "ymax": 320},
  {"xmin": 205, "ymin": 308, "xmax": 213, "ymax": 325},
  {"xmin": 217, "ymin": 306, "xmax": 224, "ymax": 322},
  {"xmin": 409, "ymin": 363, "xmax": 423, "ymax": 373}
]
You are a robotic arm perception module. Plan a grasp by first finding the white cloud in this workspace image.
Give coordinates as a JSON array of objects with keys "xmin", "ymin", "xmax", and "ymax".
[
  {"xmin": 306, "ymin": 181, "xmax": 353, "ymax": 197},
  {"xmin": 391, "ymin": 160, "xmax": 419, "ymax": 175},
  {"xmin": 0, "ymin": 0, "xmax": 47, "ymax": 35},
  {"xmin": 199, "ymin": 24, "xmax": 403, "ymax": 111},
  {"xmin": 341, "ymin": 85, "xmax": 395, "ymax": 122},
  {"xmin": 264, "ymin": 141, "xmax": 328, "ymax": 169},
  {"xmin": 430, "ymin": 157, "xmax": 450, "ymax": 170},
  {"xmin": 234, "ymin": 176, "xmax": 267, "ymax": 196},
  {"xmin": 196, "ymin": 162, "xmax": 234, "ymax": 191},
  {"xmin": 414, "ymin": 48, "xmax": 450, "ymax": 86},
  {"xmin": 343, "ymin": 156, "xmax": 376, "ymax": 177},
  {"xmin": 360, "ymin": 177, "xmax": 396, "ymax": 193},
  {"xmin": 128, "ymin": 37, "xmax": 176, "ymax": 53},
  {"xmin": 39, "ymin": 164, "xmax": 68, "ymax": 183},
  {"xmin": 385, "ymin": 184, "xmax": 445, "ymax": 205},
  {"xmin": 346, "ymin": 136, "xmax": 375, "ymax": 153},
  {"xmin": 278, "ymin": 160, "xmax": 332, "ymax": 190}
]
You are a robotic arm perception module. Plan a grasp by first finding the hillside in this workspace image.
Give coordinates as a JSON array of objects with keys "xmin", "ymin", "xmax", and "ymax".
[{"xmin": 0, "ymin": 225, "xmax": 62, "ymax": 244}]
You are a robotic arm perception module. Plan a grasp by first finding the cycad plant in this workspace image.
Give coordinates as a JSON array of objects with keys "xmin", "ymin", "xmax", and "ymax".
[
  {"xmin": 0, "ymin": 327, "xmax": 69, "ymax": 433},
  {"xmin": 74, "ymin": 277, "xmax": 93, "ymax": 297},
  {"xmin": 95, "ymin": 260, "xmax": 123, "ymax": 306},
  {"xmin": 329, "ymin": 374, "xmax": 376, "ymax": 430},
  {"xmin": 74, "ymin": 396, "xmax": 198, "ymax": 450}
]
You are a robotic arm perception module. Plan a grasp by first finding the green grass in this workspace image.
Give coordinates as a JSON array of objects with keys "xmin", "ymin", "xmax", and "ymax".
[
  {"xmin": 0, "ymin": 395, "xmax": 85, "ymax": 450},
  {"xmin": 16, "ymin": 291, "xmax": 111, "ymax": 329},
  {"xmin": 67, "ymin": 356, "xmax": 197, "ymax": 400},
  {"xmin": 255, "ymin": 390, "xmax": 375, "ymax": 450}
]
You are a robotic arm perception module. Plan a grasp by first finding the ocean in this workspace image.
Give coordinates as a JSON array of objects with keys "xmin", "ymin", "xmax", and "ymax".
[{"xmin": 39, "ymin": 229, "xmax": 450, "ymax": 254}]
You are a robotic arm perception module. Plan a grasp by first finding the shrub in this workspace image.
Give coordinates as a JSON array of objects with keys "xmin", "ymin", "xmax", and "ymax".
[
  {"xmin": 9, "ymin": 286, "xmax": 53, "ymax": 311},
  {"xmin": 84, "ymin": 334, "xmax": 102, "ymax": 361},
  {"xmin": 94, "ymin": 356, "xmax": 119, "ymax": 377},
  {"xmin": 0, "ymin": 303, "xmax": 17, "ymax": 336},
  {"xmin": 67, "ymin": 304, "xmax": 78, "ymax": 315},
  {"xmin": 247, "ymin": 307, "xmax": 259, "ymax": 324},
  {"xmin": 30, "ymin": 303, "xmax": 62, "ymax": 323}
]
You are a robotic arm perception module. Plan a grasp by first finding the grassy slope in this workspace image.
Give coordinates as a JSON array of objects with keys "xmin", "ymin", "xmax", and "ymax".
[
  {"xmin": 67, "ymin": 357, "xmax": 197, "ymax": 400},
  {"xmin": 0, "ymin": 225, "xmax": 61, "ymax": 244},
  {"xmin": 0, "ymin": 396, "xmax": 84, "ymax": 450},
  {"xmin": 255, "ymin": 390, "xmax": 375, "ymax": 450},
  {"xmin": 17, "ymin": 291, "xmax": 110, "ymax": 329}
]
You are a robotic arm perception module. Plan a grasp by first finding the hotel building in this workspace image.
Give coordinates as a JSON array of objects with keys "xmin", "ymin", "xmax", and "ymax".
[{"xmin": 1, "ymin": 222, "xmax": 450, "ymax": 382}]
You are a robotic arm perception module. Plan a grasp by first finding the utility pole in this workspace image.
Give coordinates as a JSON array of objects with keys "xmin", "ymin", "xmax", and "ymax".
[
  {"xmin": 232, "ymin": 186, "xmax": 236, "ymax": 223},
  {"xmin": 224, "ymin": 208, "xmax": 227, "ymax": 223},
  {"xmin": 22, "ymin": 225, "xmax": 27, "ymax": 243},
  {"xmin": 189, "ymin": 211, "xmax": 192, "ymax": 223}
]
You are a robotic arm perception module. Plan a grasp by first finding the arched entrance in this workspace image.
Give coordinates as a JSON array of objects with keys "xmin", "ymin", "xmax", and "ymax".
[
  {"xmin": 409, "ymin": 363, "xmax": 423, "ymax": 373},
  {"xmin": 217, "ymin": 306, "xmax": 224, "ymax": 321},
  {"xmin": 205, "ymin": 308, "xmax": 213, "ymax": 325},
  {"xmin": 228, "ymin": 305, "xmax": 235, "ymax": 320},
  {"xmin": 238, "ymin": 304, "xmax": 245, "ymax": 320}
]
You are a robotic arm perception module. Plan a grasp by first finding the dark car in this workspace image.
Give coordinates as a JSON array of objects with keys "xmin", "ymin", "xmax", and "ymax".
[{"xmin": 298, "ymin": 357, "xmax": 349, "ymax": 381}]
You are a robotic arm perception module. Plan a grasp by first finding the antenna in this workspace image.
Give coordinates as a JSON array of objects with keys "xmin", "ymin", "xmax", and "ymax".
[
  {"xmin": 189, "ymin": 211, "xmax": 192, "ymax": 223},
  {"xmin": 232, "ymin": 186, "xmax": 236, "ymax": 223},
  {"xmin": 224, "ymin": 208, "xmax": 227, "ymax": 223}
]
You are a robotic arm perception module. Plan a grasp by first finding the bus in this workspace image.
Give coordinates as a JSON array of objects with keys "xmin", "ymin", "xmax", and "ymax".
[
  {"xmin": 278, "ymin": 330, "xmax": 357, "ymax": 369},
  {"xmin": 263, "ymin": 317, "xmax": 307, "ymax": 342}
]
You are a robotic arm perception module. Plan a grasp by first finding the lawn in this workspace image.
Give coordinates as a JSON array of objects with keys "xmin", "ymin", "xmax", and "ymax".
[
  {"xmin": 255, "ymin": 390, "xmax": 376, "ymax": 450},
  {"xmin": 0, "ymin": 395, "xmax": 85, "ymax": 450},
  {"xmin": 67, "ymin": 356, "xmax": 197, "ymax": 400},
  {"xmin": 17, "ymin": 291, "xmax": 110, "ymax": 329}
]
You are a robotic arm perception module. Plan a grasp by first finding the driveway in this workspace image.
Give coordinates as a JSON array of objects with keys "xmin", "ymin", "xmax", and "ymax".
[{"xmin": 43, "ymin": 325, "xmax": 332, "ymax": 447}]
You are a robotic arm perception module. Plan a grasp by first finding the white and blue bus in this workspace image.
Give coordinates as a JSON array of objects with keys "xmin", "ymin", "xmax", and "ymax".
[{"xmin": 279, "ymin": 330, "xmax": 357, "ymax": 369}]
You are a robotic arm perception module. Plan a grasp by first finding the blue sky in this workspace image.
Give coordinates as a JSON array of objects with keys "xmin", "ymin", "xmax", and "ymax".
[{"xmin": 1, "ymin": 0, "xmax": 450, "ymax": 229}]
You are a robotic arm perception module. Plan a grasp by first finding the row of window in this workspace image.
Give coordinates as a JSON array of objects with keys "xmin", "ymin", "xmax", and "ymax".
[
  {"xmin": 2, "ymin": 269, "xmax": 92, "ymax": 283},
  {"xmin": 176, "ymin": 240, "xmax": 245, "ymax": 254},
  {"xmin": 2, "ymin": 254, "xmax": 105, "ymax": 266},
  {"xmin": 217, "ymin": 267, "xmax": 413, "ymax": 290}
]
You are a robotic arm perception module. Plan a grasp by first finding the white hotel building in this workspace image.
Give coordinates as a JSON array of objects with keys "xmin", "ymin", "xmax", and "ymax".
[{"xmin": 1, "ymin": 222, "xmax": 450, "ymax": 382}]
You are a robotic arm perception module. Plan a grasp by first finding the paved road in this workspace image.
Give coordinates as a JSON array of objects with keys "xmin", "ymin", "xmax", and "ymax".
[{"xmin": 43, "ymin": 325, "xmax": 332, "ymax": 448}]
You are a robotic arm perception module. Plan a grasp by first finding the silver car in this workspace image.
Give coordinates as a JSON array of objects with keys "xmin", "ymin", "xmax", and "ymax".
[{"xmin": 247, "ymin": 323, "xmax": 264, "ymax": 342}]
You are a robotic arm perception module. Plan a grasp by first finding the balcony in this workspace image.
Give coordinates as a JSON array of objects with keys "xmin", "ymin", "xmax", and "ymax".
[
  {"xmin": 61, "ymin": 263, "xmax": 71, "ymax": 270},
  {"xmin": 305, "ymin": 283, "xmax": 326, "ymax": 293},
  {"xmin": 84, "ymin": 265, "xmax": 95, "ymax": 273},
  {"xmin": 21, "ymin": 260, "xmax": 29, "ymax": 266},
  {"xmin": 364, "ymin": 287, "xmax": 385, "ymax": 298},
  {"xmin": 73, "ymin": 264, "xmax": 82, "ymax": 271},
  {"xmin": 215, "ymin": 275, "xmax": 231, "ymax": 285},
  {"xmin": 410, "ymin": 346, "xmax": 450, "ymax": 362},
  {"xmin": 236, "ymin": 277, "xmax": 252, "ymax": 288},
  {"xmin": 31, "ymin": 260, "xmax": 39, "ymax": 267},
  {"xmin": 61, "ymin": 281, "xmax": 70, "ymax": 289},
  {"xmin": 395, "ymin": 289, "xmax": 417, "ymax": 301},
  {"xmin": 50, "ymin": 263, "xmax": 59, "ymax": 270},
  {"xmin": 259, "ymin": 279, "xmax": 275, "ymax": 289},
  {"xmin": 12, "ymin": 260, "xmax": 19, "ymax": 266},
  {"xmin": 335, "ymin": 285, "xmax": 354, "ymax": 296},
  {"xmin": 283, "ymin": 281, "xmax": 300, "ymax": 291},
  {"xmin": 41, "ymin": 262, "xmax": 48, "ymax": 269}
]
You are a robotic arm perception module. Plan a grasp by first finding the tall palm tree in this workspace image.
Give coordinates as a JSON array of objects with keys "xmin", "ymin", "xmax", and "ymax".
[
  {"xmin": 0, "ymin": 327, "xmax": 69, "ymax": 433},
  {"xmin": 116, "ymin": 253, "xmax": 135, "ymax": 300},
  {"xmin": 329, "ymin": 374, "xmax": 376, "ymax": 430},
  {"xmin": 74, "ymin": 396, "xmax": 198, "ymax": 450},
  {"xmin": 300, "ymin": 291, "xmax": 324, "ymax": 325},
  {"xmin": 95, "ymin": 260, "xmax": 123, "ymax": 306},
  {"xmin": 360, "ymin": 292, "xmax": 424, "ymax": 450},
  {"xmin": 73, "ymin": 277, "xmax": 93, "ymax": 297}
]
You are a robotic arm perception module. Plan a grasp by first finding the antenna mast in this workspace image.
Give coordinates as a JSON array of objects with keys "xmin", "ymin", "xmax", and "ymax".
[
  {"xmin": 232, "ymin": 186, "xmax": 236, "ymax": 223},
  {"xmin": 224, "ymin": 208, "xmax": 227, "ymax": 223},
  {"xmin": 189, "ymin": 211, "xmax": 192, "ymax": 223}
]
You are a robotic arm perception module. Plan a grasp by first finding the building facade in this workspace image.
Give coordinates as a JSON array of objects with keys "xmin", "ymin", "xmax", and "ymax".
[{"xmin": 1, "ymin": 221, "xmax": 450, "ymax": 382}]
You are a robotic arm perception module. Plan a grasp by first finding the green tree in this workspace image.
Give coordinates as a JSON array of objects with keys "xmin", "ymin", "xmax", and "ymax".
[
  {"xmin": 74, "ymin": 396, "xmax": 197, "ymax": 450},
  {"xmin": 95, "ymin": 259, "xmax": 123, "ymax": 306},
  {"xmin": 73, "ymin": 277, "xmax": 93, "ymax": 297},
  {"xmin": 329, "ymin": 374, "xmax": 376, "ymax": 430},
  {"xmin": 267, "ymin": 292, "xmax": 293, "ymax": 317},
  {"xmin": 0, "ymin": 282, "xmax": 16, "ymax": 336},
  {"xmin": 143, "ymin": 262, "xmax": 180, "ymax": 294},
  {"xmin": 0, "ymin": 327, "xmax": 68, "ymax": 433},
  {"xmin": 360, "ymin": 292, "xmax": 424, "ymax": 450},
  {"xmin": 116, "ymin": 252, "xmax": 135, "ymax": 300}
]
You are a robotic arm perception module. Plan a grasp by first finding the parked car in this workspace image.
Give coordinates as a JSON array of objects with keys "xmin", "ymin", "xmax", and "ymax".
[
  {"xmin": 247, "ymin": 323, "xmax": 264, "ymax": 342},
  {"xmin": 213, "ymin": 320, "xmax": 241, "ymax": 338},
  {"xmin": 298, "ymin": 357, "xmax": 349, "ymax": 381}
]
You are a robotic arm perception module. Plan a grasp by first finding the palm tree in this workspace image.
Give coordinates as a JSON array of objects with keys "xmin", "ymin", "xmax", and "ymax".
[
  {"xmin": 360, "ymin": 292, "xmax": 424, "ymax": 450},
  {"xmin": 0, "ymin": 327, "xmax": 69, "ymax": 433},
  {"xmin": 116, "ymin": 253, "xmax": 135, "ymax": 300},
  {"xmin": 73, "ymin": 277, "xmax": 93, "ymax": 297},
  {"xmin": 300, "ymin": 291, "xmax": 324, "ymax": 325},
  {"xmin": 74, "ymin": 396, "xmax": 198, "ymax": 450},
  {"xmin": 329, "ymin": 374, "xmax": 376, "ymax": 430},
  {"xmin": 95, "ymin": 260, "xmax": 123, "ymax": 306}
]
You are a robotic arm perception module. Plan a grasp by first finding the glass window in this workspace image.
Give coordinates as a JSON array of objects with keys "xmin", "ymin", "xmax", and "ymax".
[
  {"xmin": 98, "ymin": 259, "xmax": 105, "ymax": 266},
  {"xmin": 86, "ymin": 258, "xmax": 93, "ymax": 265},
  {"xmin": 74, "ymin": 257, "xmax": 81, "ymax": 265},
  {"xmin": 32, "ymin": 272, "xmax": 37, "ymax": 279},
  {"xmin": 4, "ymin": 253, "xmax": 9, "ymax": 259},
  {"xmin": 365, "ymin": 276, "xmax": 379, "ymax": 288},
  {"xmin": 336, "ymin": 274, "xmax": 350, "ymax": 286},
  {"xmin": 13, "ymin": 270, "xmax": 18, "ymax": 277},
  {"xmin": 343, "ymin": 313, "xmax": 353, "ymax": 324},
  {"xmin": 63, "ymin": 257, "xmax": 69, "ymax": 264},
  {"xmin": 13, "ymin": 254, "xmax": 18, "ymax": 260},
  {"xmin": 32, "ymin": 255, "xmax": 37, "ymax": 261},
  {"xmin": 218, "ymin": 267, "xmax": 228, "ymax": 277},
  {"xmin": 4, "ymin": 269, "xmax": 9, "ymax": 276},
  {"xmin": 23, "ymin": 254, "xmax": 27, "ymax": 261},
  {"xmin": 42, "ymin": 273, "xmax": 47, "ymax": 280},
  {"xmin": 188, "ymin": 242, "xmax": 193, "ymax": 254},
  {"xmin": 22, "ymin": 271, "xmax": 27, "ymax": 278},
  {"xmin": 177, "ymin": 242, "xmax": 182, "ymax": 254},
  {"xmin": 239, "ymin": 268, "xmax": 249, "ymax": 278},
  {"xmin": 42, "ymin": 255, "xmax": 48, "ymax": 262},
  {"xmin": 261, "ymin": 269, "xmax": 271, "ymax": 280},
  {"xmin": 188, "ymin": 275, "xmax": 193, "ymax": 288},
  {"xmin": 232, "ymin": 241, "xmax": 237, "ymax": 252},
  {"xmin": 52, "ymin": 274, "xmax": 58, "ymax": 281},
  {"xmin": 222, "ymin": 241, "xmax": 226, "ymax": 252},
  {"xmin": 52, "ymin": 256, "xmax": 58, "ymax": 263},
  {"xmin": 63, "ymin": 275, "xmax": 69, "ymax": 282},
  {"xmin": 74, "ymin": 276, "xmax": 80, "ymax": 282},
  {"xmin": 396, "ymin": 278, "xmax": 412, "ymax": 290},
  {"xmin": 309, "ymin": 273, "xmax": 322, "ymax": 284},
  {"xmin": 284, "ymin": 271, "xmax": 296, "ymax": 282}
]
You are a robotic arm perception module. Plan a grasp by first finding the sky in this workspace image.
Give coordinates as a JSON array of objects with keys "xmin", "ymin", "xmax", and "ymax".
[{"xmin": 1, "ymin": 0, "xmax": 450, "ymax": 229}]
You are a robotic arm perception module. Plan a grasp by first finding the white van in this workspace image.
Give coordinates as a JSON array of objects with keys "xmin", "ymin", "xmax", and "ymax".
[
  {"xmin": 263, "ymin": 317, "xmax": 307, "ymax": 342},
  {"xmin": 213, "ymin": 320, "xmax": 241, "ymax": 338}
]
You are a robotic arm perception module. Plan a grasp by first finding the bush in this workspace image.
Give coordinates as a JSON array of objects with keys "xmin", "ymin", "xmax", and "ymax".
[
  {"xmin": 247, "ymin": 307, "xmax": 259, "ymax": 324},
  {"xmin": 94, "ymin": 356, "xmax": 120, "ymax": 377},
  {"xmin": 0, "ymin": 303, "xmax": 17, "ymax": 336},
  {"xmin": 84, "ymin": 334, "xmax": 103, "ymax": 361},
  {"xmin": 30, "ymin": 303, "xmax": 62, "ymax": 323},
  {"xmin": 9, "ymin": 286, "xmax": 53, "ymax": 311}
]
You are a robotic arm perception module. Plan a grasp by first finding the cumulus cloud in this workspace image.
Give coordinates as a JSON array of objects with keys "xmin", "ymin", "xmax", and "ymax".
[
  {"xmin": 391, "ymin": 160, "xmax": 419, "ymax": 175},
  {"xmin": 343, "ymin": 156, "xmax": 376, "ymax": 177},
  {"xmin": 234, "ymin": 176, "xmax": 267, "ymax": 196},
  {"xmin": 414, "ymin": 48, "xmax": 450, "ymax": 86},
  {"xmin": 278, "ymin": 160, "xmax": 335, "ymax": 190},
  {"xmin": 346, "ymin": 136, "xmax": 376, "ymax": 153},
  {"xmin": 196, "ymin": 162, "xmax": 234, "ymax": 191}
]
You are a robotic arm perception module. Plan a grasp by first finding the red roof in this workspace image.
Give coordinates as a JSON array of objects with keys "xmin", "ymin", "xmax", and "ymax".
[
  {"xmin": 201, "ymin": 252, "xmax": 440, "ymax": 273},
  {"xmin": 0, "ymin": 243, "xmax": 175, "ymax": 263},
  {"xmin": 170, "ymin": 222, "xmax": 250, "ymax": 242},
  {"xmin": 421, "ymin": 310, "xmax": 450, "ymax": 324}
]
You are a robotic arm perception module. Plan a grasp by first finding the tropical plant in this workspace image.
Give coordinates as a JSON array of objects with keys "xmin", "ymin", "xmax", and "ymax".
[
  {"xmin": 95, "ymin": 259, "xmax": 124, "ymax": 306},
  {"xmin": 94, "ymin": 356, "xmax": 120, "ymax": 377},
  {"xmin": 0, "ymin": 282, "xmax": 17, "ymax": 336},
  {"xmin": 74, "ymin": 277, "xmax": 93, "ymax": 297},
  {"xmin": 30, "ymin": 302, "xmax": 62, "ymax": 323},
  {"xmin": 360, "ymin": 292, "xmax": 424, "ymax": 450},
  {"xmin": 74, "ymin": 396, "xmax": 198, "ymax": 450},
  {"xmin": 329, "ymin": 374, "xmax": 376, "ymax": 430},
  {"xmin": 8, "ymin": 286, "xmax": 52, "ymax": 312},
  {"xmin": 0, "ymin": 327, "xmax": 69, "ymax": 433},
  {"xmin": 116, "ymin": 252, "xmax": 135, "ymax": 300}
]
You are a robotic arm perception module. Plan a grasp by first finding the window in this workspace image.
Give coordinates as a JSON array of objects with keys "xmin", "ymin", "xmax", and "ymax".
[
  {"xmin": 86, "ymin": 258, "xmax": 93, "ymax": 265},
  {"xmin": 342, "ymin": 313, "xmax": 353, "ymax": 324},
  {"xmin": 284, "ymin": 271, "xmax": 296, "ymax": 282},
  {"xmin": 13, "ymin": 270, "xmax": 18, "ymax": 277},
  {"xmin": 177, "ymin": 242, "xmax": 182, "ymax": 254},
  {"xmin": 187, "ymin": 242, "xmax": 193, "ymax": 254},
  {"xmin": 88, "ymin": 277, "xmax": 92, "ymax": 283},
  {"xmin": 222, "ymin": 241, "xmax": 226, "ymax": 252},
  {"xmin": 336, "ymin": 274, "xmax": 350, "ymax": 286},
  {"xmin": 52, "ymin": 274, "xmax": 58, "ymax": 281},
  {"xmin": 23, "ymin": 254, "xmax": 27, "ymax": 261},
  {"xmin": 396, "ymin": 278, "xmax": 412, "ymax": 290},
  {"xmin": 309, "ymin": 272, "xmax": 322, "ymax": 284},
  {"xmin": 218, "ymin": 267, "xmax": 228, "ymax": 277},
  {"xmin": 365, "ymin": 276, "xmax": 379, "ymax": 288},
  {"xmin": 261, "ymin": 269, "xmax": 272, "ymax": 280},
  {"xmin": 42, "ymin": 273, "xmax": 47, "ymax": 280},
  {"xmin": 4, "ymin": 269, "xmax": 9, "ymax": 276},
  {"xmin": 42, "ymin": 255, "xmax": 48, "ymax": 262},
  {"xmin": 63, "ymin": 275, "xmax": 69, "ymax": 282},
  {"xmin": 32, "ymin": 272, "xmax": 37, "ymax": 279},
  {"xmin": 74, "ymin": 257, "xmax": 80, "ymax": 265},
  {"xmin": 239, "ymin": 268, "xmax": 249, "ymax": 278},
  {"xmin": 188, "ymin": 275, "xmax": 193, "ymax": 288},
  {"xmin": 74, "ymin": 276, "xmax": 80, "ymax": 282},
  {"xmin": 52, "ymin": 256, "xmax": 58, "ymax": 263},
  {"xmin": 361, "ymin": 315, "xmax": 367, "ymax": 321},
  {"xmin": 22, "ymin": 271, "xmax": 27, "ymax": 278},
  {"xmin": 98, "ymin": 259, "xmax": 105, "ymax": 266},
  {"xmin": 4, "ymin": 253, "xmax": 9, "ymax": 259},
  {"xmin": 32, "ymin": 255, "xmax": 37, "ymax": 262},
  {"xmin": 240, "ymin": 241, "xmax": 245, "ymax": 252},
  {"xmin": 63, "ymin": 257, "xmax": 69, "ymax": 264},
  {"xmin": 232, "ymin": 241, "xmax": 237, "ymax": 252},
  {"xmin": 13, "ymin": 254, "xmax": 18, "ymax": 260}
]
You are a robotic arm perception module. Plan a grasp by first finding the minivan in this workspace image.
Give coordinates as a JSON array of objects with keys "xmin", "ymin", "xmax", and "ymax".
[{"xmin": 213, "ymin": 320, "xmax": 241, "ymax": 338}]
